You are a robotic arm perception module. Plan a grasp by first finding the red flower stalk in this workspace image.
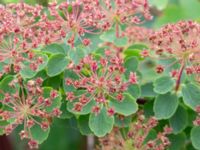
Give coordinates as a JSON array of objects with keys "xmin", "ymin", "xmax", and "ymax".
[
  {"xmin": 149, "ymin": 21, "xmax": 200, "ymax": 90},
  {"xmin": 65, "ymin": 53, "xmax": 137, "ymax": 114},
  {"xmin": 0, "ymin": 76, "xmax": 61, "ymax": 149}
]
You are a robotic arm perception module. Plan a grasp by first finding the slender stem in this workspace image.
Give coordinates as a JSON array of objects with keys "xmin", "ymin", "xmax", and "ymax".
[
  {"xmin": 175, "ymin": 61, "xmax": 185, "ymax": 92},
  {"xmin": 115, "ymin": 23, "xmax": 120, "ymax": 38}
]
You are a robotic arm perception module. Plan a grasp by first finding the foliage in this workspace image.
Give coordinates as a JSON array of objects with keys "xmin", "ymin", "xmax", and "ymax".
[{"xmin": 0, "ymin": 0, "xmax": 200, "ymax": 150}]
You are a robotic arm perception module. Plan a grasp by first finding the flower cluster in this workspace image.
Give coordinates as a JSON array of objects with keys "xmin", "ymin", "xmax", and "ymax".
[
  {"xmin": 193, "ymin": 105, "xmax": 200, "ymax": 126},
  {"xmin": 0, "ymin": 3, "xmax": 53, "ymax": 76},
  {"xmin": 124, "ymin": 26, "xmax": 153, "ymax": 44},
  {"xmin": 0, "ymin": 76, "xmax": 61, "ymax": 149},
  {"xmin": 96, "ymin": 0, "xmax": 152, "ymax": 37},
  {"xmin": 148, "ymin": 21, "xmax": 200, "ymax": 89},
  {"xmin": 65, "ymin": 52, "xmax": 137, "ymax": 115},
  {"xmin": 0, "ymin": 1, "xmax": 152, "ymax": 76},
  {"xmin": 97, "ymin": 111, "xmax": 172, "ymax": 150}
]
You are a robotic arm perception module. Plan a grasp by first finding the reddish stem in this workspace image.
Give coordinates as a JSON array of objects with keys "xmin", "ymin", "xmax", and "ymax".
[
  {"xmin": 115, "ymin": 23, "xmax": 119, "ymax": 38},
  {"xmin": 175, "ymin": 62, "xmax": 185, "ymax": 92}
]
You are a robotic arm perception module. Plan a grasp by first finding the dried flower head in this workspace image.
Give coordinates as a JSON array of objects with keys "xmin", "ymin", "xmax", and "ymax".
[{"xmin": 0, "ymin": 76, "xmax": 61, "ymax": 149}]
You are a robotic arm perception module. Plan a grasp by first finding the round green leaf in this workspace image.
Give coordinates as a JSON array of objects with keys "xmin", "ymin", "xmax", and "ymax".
[
  {"xmin": 100, "ymin": 29, "xmax": 116, "ymax": 43},
  {"xmin": 141, "ymin": 82, "xmax": 157, "ymax": 97},
  {"xmin": 114, "ymin": 37, "xmax": 128, "ymax": 47},
  {"xmin": 182, "ymin": 83, "xmax": 200, "ymax": 110},
  {"xmin": 124, "ymin": 56, "xmax": 139, "ymax": 72},
  {"xmin": 20, "ymin": 53, "xmax": 48, "ymax": 79},
  {"xmin": 43, "ymin": 87, "xmax": 62, "ymax": 113},
  {"xmin": 63, "ymin": 69, "xmax": 79, "ymax": 92},
  {"xmin": 153, "ymin": 76, "xmax": 175, "ymax": 94},
  {"xmin": 149, "ymin": 0, "xmax": 168, "ymax": 10},
  {"xmin": 59, "ymin": 101, "xmax": 73, "ymax": 119},
  {"xmin": 127, "ymin": 84, "xmax": 141, "ymax": 99},
  {"xmin": 89, "ymin": 107, "xmax": 114, "ymax": 137},
  {"xmin": 69, "ymin": 48, "xmax": 85, "ymax": 65},
  {"xmin": 154, "ymin": 93, "xmax": 178, "ymax": 120},
  {"xmin": 114, "ymin": 115, "xmax": 132, "ymax": 127},
  {"xmin": 31, "ymin": 124, "xmax": 50, "ymax": 144},
  {"xmin": 42, "ymin": 43, "xmax": 66, "ymax": 55},
  {"xmin": 78, "ymin": 115, "xmax": 93, "ymax": 135},
  {"xmin": 47, "ymin": 54, "xmax": 69, "ymax": 77},
  {"xmin": 168, "ymin": 133, "xmax": 186, "ymax": 150},
  {"xmin": 191, "ymin": 126, "xmax": 200, "ymax": 150},
  {"xmin": 109, "ymin": 93, "xmax": 138, "ymax": 116},
  {"xmin": 169, "ymin": 105, "xmax": 188, "ymax": 134},
  {"xmin": 0, "ymin": 75, "xmax": 16, "ymax": 94},
  {"xmin": 67, "ymin": 92, "xmax": 95, "ymax": 115}
]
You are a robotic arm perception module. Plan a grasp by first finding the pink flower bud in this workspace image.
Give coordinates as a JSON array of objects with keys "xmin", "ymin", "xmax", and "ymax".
[
  {"xmin": 41, "ymin": 122, "xmax": 49, "ymax": 131},
  {"xmin": 129, "ymin": 72, "xmax": 137, "ymax": 84},
  {"xmin": 107, "ymin": 108, "xmax": 115, "ymax": 116},
  {"xmin": 28, "ymin": 139, "xmax": 38, "ymax": 149}
]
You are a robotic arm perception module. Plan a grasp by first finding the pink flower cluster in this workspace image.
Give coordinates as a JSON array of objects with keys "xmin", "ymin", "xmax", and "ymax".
[
  {"xmin": 65, "ymin": 52, "xmax": 137, "ymax": 115},
  {"xmin": 0, "ymin": 0, "xmax": 152, "ymax": 76},
  {"xmin": 194, "ymin": 105, "xmax": 200, "ymax": 126},
  {"xmin": 0, "ymin": 76, "xmax": 61, "ymax": 149},
  {"xmin": 149, "ymin": 21, "xmax": 200, "ymax": 75},
  {"xmin": 97, "ymin": 111, "xmax": 172, "ymax": 150}
]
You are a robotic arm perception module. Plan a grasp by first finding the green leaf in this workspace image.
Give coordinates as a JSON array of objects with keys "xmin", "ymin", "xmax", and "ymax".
[
  {"xmin": 169, "ymin": 105, "xmax": 188, "ymax": 134},
  {"xmin": 153, "ymin": 93, "xmax": 178, "ymax": 120},
  {"xmin": 191, "ymin": 126, "xmax": 200, "ymax": 150},
  {"xmin": 182, "ymin": 83, "xmax": 200, "ymax": 110},
  {"xmin": 143, "ymin": 129, "xmax": 157, "ymax": 144},
  {"xmin": 78, "ymin": 115, "xmax": 93, "ymax": 135},
  {"xmin": 0, "ymin": 120, "xmax": 9, "ymax": 135},
  {"xmin": 141, "ymin": 82, "xmax": 157, "ymax": 97},
  {"xmin": 43, "ymin": 87, "xmax": 62, "ymax": 113},
  {"xmin": 114, "ymin": 37, "xmax": 128, "ymax": 47},
  {"xmin": 100, "ymin": 29, "xmax": 116, "ymax": 43},
  {"xmin": 127, "ymin": 84, "xmax": 141, "ymax": 99},
  {"xmin": 67, "ymin": 91, "xmax": 95, "ymax": 115},
  {"xmin": 42, "ymin": 43, "xmax": 66, "ymax": 55},
  {"xmin": 59, "ymin": 101, "xmax": 73, "ymax": 119},
  {"xmin": 31, "ymin": 124, "xmax": 50, "ymax": 144},
  {"xmin": 149, "ymin": 0, "xmax": 168, "ymax": 10},
  {"xmin": 109, "ymin": 93, "xmax": 138, "ymax": 116},
  {"xmin": 168, "ymin": 133, "xmax": 186, "ymax": 150},
  {"xmin": 144, "ymin": 100, "xmax": 154, "ymax": 118},
  {"xmin": 153, "ymin": 76, "xmax": 175, "ymax": 94},
  {"xmin": 63, "ymin": 69, "xmax": 79, "ymax": 92},
  {"xmin": 20, "ymin": 54, "xmax": 48, "ymax": 79},
  {"xmin": 47, "ymin": 54, "xmax": 69, "ymax": 77},
  {"xmin": 0, "ymin": 75, "xmax": 17, "ymax": 94},
  {"xmin": 69, "ymin": 48, "xmax": 85, "ymax": 65},
  {"xmin": 89, "ymin": 107, "xmax": 114, "ymax": 137},
  {"xmin": 114, "ymin": 115, "xmax": 132, "ymax": 127},
  {"xmin": 124, "ymin": 56, "xmax": 139, "ymax": 72}
]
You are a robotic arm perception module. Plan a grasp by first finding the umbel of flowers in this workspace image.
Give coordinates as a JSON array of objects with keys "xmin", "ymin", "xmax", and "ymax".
[
  {"xmin": 147, "ymin": 21, "xmax": 200, "ymax": 90},
  {"xmin": 0, "ymin": 0, "xmax": 200, "ymax": 149},
  {"xmin": 65, "ymin": 51, "xmax": 138, "ymax": 115},
  {"xmin": 0, "ymin": 75, "xmax": 61, "ymax": 149}
]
